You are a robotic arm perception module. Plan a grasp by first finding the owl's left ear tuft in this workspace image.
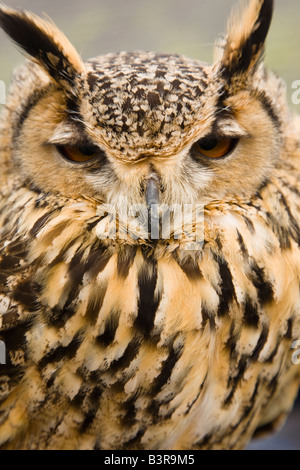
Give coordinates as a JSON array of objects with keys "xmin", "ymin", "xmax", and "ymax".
[
  {"xmin": 0, "ymin": 5, "xmax": 84, "ymax": 87},
  {"xmin": 218, "ymin": 0, "xmax": 274, "ymax": 78}
]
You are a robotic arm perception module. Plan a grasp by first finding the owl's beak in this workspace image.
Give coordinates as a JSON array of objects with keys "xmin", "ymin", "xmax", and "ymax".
[
  {"xmin": 145, "ymin": 174, "xmax": 160, "ymax": 208},
  {"xmin": 145, "ymin": 174, "xmax": 161, "ymax": 240}
]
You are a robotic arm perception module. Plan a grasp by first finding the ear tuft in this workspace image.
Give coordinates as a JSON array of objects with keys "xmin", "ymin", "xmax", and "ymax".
[
  {"xmin": 0, "ymin": 5, "xmax": 84, "ymax": 87},
  {"xmin": 219, "ymin": 0, "xmax": 274, "ymax": 78}
]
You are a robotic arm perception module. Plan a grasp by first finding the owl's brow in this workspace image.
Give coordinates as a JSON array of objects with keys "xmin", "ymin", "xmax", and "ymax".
[
  {"xmin": 47, "ymin": 120, "xmax": 99, "ymax": 148},
  {"xmin": 204, "ymin": 103, "xmax": 248, "ymax": 139}
]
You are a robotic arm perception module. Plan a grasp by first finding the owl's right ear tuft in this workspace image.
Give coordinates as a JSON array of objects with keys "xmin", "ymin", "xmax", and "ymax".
[
  {"xmin": 218, "ymin": 0, "xmax": 274, "ymax": 79},
  {"xmin": 0, "ymin": 5, "xmax": 84, "ymax": 87}
]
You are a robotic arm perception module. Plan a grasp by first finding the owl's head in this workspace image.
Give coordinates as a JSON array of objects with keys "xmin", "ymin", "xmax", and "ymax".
[{"xmin": 0, "ymin": 0, "xmax": 288, "ymax": 208}]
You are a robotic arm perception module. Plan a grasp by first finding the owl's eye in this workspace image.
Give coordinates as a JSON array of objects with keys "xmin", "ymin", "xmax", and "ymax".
[
  {"xmin": 56, "ymin": 144, "xmax": 98, "ymax": 163},
  {"xmin": 192, "ymin": 136, "xmax": 238, "ymax": 159}
]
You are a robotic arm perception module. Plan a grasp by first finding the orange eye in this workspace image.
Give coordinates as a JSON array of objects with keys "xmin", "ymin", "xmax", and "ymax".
[
  {"xmin": 56, "ymin": 144, "xmax": 98, "ymax": 163},
  {"xmin": 193, "ymin": 136, "xmax": 238, "ymax": 159}
]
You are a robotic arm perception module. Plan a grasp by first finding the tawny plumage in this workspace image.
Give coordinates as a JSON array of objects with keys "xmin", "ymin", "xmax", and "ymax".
[{"xmin": 0, "ymin": 0, "xmax": 299, "ymax": 450}]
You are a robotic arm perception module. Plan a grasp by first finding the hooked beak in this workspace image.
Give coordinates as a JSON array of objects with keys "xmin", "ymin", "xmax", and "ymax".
[
  {"xmin": 144, "ymin": 173, "xmax": 161, "ymax": 241},
  {"xmin": 145, "ymin": 173, "xmax": 160, "ymax": 208}
]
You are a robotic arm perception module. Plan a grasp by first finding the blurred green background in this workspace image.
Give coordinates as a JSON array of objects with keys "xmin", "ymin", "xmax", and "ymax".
[{"xmin": 0, "ymin": 0, "xmax": 299, "ymax": 450}]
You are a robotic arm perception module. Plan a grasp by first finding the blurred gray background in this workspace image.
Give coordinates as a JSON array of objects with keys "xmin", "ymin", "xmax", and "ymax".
[{"xmin": 0, "ymin": 0, "xmax": 299, "ymax": 450}]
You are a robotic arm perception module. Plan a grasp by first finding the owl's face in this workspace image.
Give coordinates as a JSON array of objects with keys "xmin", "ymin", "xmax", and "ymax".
[{"xmin": 1, "ymin": 1, "xmax": 286, "ymax": 210}]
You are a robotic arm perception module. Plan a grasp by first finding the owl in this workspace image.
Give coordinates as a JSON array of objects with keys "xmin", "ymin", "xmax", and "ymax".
[{"xmin": 0, "ymin": 0, "xmax": 299, "ymax": 451}]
